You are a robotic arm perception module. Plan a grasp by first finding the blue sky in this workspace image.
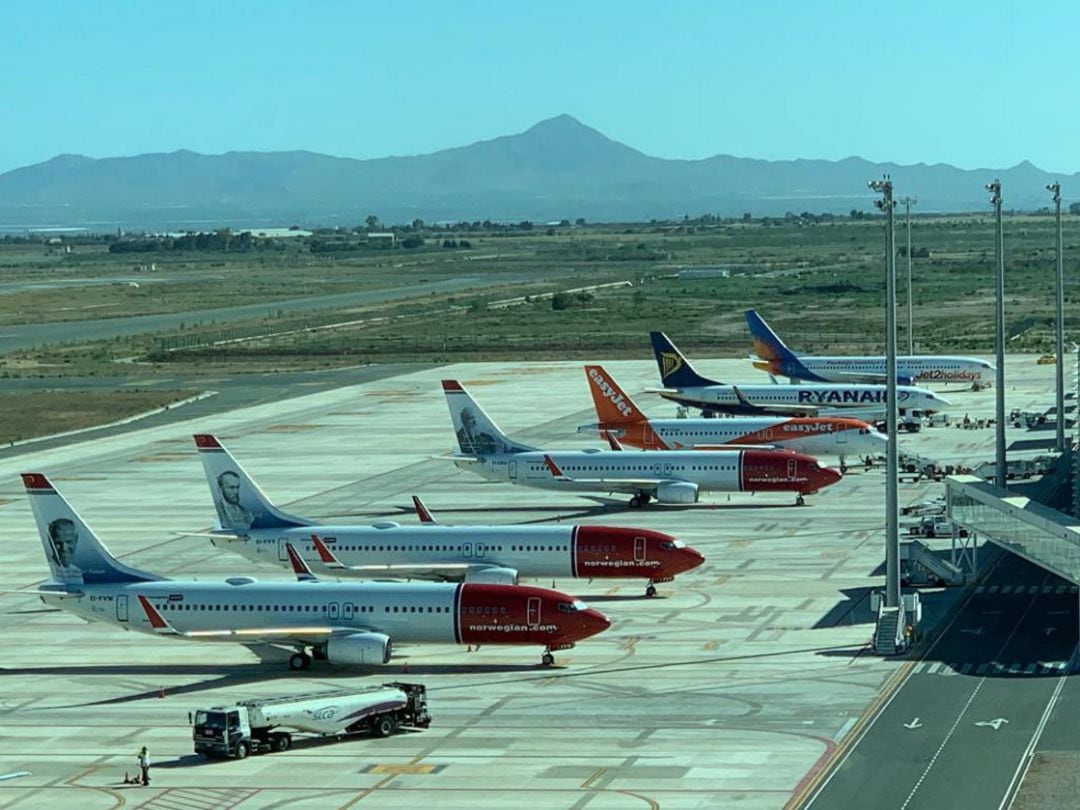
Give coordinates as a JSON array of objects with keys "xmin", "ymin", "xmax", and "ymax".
[{"xmin": 3, "ymin": 1, "xmax": 1078, "ymax": 174}]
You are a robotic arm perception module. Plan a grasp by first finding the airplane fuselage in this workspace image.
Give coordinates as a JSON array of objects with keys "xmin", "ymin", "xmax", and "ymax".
[
  {"xmin": 597, "ymin": 416, "xmax": 887, "ymax": 458},
  {"xmin": 214, "ymin": 523, "xmax": 701, "ymax": 584},
  {"xmin": 41, "ymin": 580, "xmax": 606, "ymax": 649},
  {"xmin": 660, "ymin": 383, "xmax": 948, "ymax": 415},
  {"xmin": 455, "ymin": 447, "xmax": 841, "ymax": 500},
  {"xmin": 754, "ymin": 355, "xmax": 993, "ymax": 387}
]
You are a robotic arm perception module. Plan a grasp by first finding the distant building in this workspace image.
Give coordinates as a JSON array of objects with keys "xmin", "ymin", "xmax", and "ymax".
[
  {"xmin": 367, "ymin": 232, "xmax": 396, "ymax": 245},
  {"xmin": 676, "ymin": 266, "xmax": 731, "ymax": 279}
]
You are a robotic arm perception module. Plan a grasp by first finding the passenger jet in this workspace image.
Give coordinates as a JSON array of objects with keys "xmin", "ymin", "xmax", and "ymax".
[
  {"xmin": 580, "ymin": 364, "xmax": 886, "ymax": 468},
  {"xmin": 746, "ymin": 309, "xmax": 993, "ymax": 389},
  {"xmin": 19, "ymin": 473, "xmax": 609, "ymax": 668},
  {"xmin": 194, "ymin": 434, "xmax": 703, "ymax": 597},
  {"xmin": 650, "ymin": 332, "xmax": 951, "ymax": 418},
  {"xmin": 442, "ymin": 380, "xmax": 842, "ymax": 507}
]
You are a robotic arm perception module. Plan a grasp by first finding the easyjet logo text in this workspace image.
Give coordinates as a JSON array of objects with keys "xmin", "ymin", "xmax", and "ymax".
[{"xmin": 588, "ymin": 368, "xmax": 634, "ymax": 418}]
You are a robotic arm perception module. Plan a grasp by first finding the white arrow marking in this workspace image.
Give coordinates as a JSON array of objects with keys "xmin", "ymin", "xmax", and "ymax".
[
  {"xmin": 975, "ymin": 719, "xmax": 1009, "ymax": 731},
  {"xmin": 903, "ymin": 718, "xmax": 923, "ymax": 730}
]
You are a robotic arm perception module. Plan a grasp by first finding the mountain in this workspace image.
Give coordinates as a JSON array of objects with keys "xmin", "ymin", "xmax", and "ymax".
[{"xmin": 0, "ymin": 115, "xmax": 1074, "ymax": 231}]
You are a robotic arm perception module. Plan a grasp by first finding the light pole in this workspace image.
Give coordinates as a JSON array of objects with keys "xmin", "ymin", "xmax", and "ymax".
[
  {"xmin": 1048, "ymin": 182, "xmax": 1065, "ymax": 454},
  {"xmin": 870, "ymin": 177, "xmax": 900, "ymax": 609},
  {"xmin": 987, "ymin": 180, "xmax": 1007, "ymax": 488},
  {"xmin": 900, "ymin": 197, "xmax": 917, "ymax": 354}
]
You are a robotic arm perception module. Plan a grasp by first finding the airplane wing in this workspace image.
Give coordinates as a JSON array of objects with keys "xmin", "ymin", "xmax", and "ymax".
[
  {"xmin": 542, "ymin": 456, "xmax": 664, "ymax": 491},
  {"xmin": 310, "ymin": 534, "xmax": 471, "ymax": 580},
  {"xmin": 172, "ymin": 531, "xmax": 245, "ymax": 540},
  {"xmin": 602, "ymin": 431, "xmax": 624, "ymax": 451},
  {"xmin": 822, "ymin": 370, "xmax": 914, "ymax": 385},
  {"xmin": 731, "ymin": 385, "xmax": 820, "ymax": 416},
  {"xmin": 0, "ymin": 587, "xmax": 85, "ymax": 600},
  {"xmin": 136, "ymin": 594, "xmax": 347, "ymax": 645},
  {"xmin": 430, "ymin": 454, "xmax": 483, "ymax": 463}
]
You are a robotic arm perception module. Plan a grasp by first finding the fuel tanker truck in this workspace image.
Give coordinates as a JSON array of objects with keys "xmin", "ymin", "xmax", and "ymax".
[{"xmin": 192, "ymin": 682, "xmax": 430, "ymax": 758}]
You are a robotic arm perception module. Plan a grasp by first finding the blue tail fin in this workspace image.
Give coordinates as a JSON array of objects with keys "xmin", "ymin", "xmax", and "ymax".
[
  {"xmin": 194, "ymin": 435, "xmax": 313, "ymax": 533},
  {"xmin": 745, "ymin": 309, "xmax": 798, "ymax": 361},
  {"xmin": 648, "ymin": 332, "xmax": 721, "ymax": 388},
  {"xmin": 22, "ymin": 473, "xmax": 160, "ymax": 585}
]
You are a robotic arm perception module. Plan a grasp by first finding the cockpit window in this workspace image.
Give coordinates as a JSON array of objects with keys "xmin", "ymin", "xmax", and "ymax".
[
  {"xmin": 659, "ymin": 540, "xmax": 687, "ymax": 550},
  {"xmin": 558, "ymin": 600, "xmax": 589, "ymax": 613}
]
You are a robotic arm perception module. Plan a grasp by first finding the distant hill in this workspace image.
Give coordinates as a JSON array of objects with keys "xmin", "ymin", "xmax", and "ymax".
[{"xmin": 0, "ymin": 115, "xmax": 1075, "ymax": 231}]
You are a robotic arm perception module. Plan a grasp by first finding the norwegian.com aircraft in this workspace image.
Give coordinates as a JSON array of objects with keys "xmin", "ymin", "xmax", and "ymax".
[
  {"xmin": 442, "ymin": 380, "xmax": 842, "ymax": 507},
  {"xmin": 649, "ymin": 332, "xmax": 951, "ymax": 418},
  {"xmin": 579, "ymin": 365, "xmax": 886, "ymax": 469},
  {"xmin": 193, "ymin": 434, "xmax": 703, "ymax": 598},
  {"xmin": 18, "ymin": 473, "xmax": 609, "ymax": 668},
  {"xmin": 746, "ymin": 309, "xmax": 993, "ymax": 389}
]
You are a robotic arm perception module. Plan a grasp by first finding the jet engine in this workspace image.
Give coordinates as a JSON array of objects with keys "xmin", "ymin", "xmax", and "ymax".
[
  {"xmin": 656, "ymin": 481, "xmax": 699, "ymax": 504},
  {"xmin": 463, "ymin": 566, "xmax": 519, "ymax": 585},
  {"xmin": 325, "ymin": 632, "xmax": 392, "ymax": 665}
]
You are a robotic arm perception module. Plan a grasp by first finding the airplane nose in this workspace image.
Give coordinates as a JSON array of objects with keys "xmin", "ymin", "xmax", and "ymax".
[
  {"xmin": 677, "ymin": 547, "xmax": 706, "ymax": 574},
  {"xmin": 819, "ymin": 466, "xmax": 843, "ymax": 489},
  {"xmin": 580, "ymin": 608, "xmax": 611, "ymax": 640}
]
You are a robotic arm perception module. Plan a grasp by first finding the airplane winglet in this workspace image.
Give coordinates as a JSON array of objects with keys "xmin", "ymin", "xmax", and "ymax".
[
  {"xmin": 285, "ymin": 542, "xmax": 318, "ymax": 582},
  {"xmin": 412, "ymin": 496, "xmax": 437, "ymax": 524},
  {"xmin": 137, "ymin": 595, "xmax": 179, "ymax": 635},
  {"xmin": 544, "ymin": 455, "xmax": 567, "ymax": 479},
  {"xmin": 309, "ymin": 534, "xmax": 345, "ymax": 569},
  {"xmin": 603, "ymin": 431, "xmax": 624, "ymax": 451}
]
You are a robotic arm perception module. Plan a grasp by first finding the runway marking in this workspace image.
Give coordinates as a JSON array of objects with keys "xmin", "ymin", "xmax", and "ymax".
[
  {"xmin": 0, "ymin": 772, "xmax": 30, "ymax": 782},
  {"xmin": 903, "ymin": 718, "xmax": 923, "ymax": 730},
  {"xmin": 999, "ymin": 666, "xmax": 1072, "ymax": 810},
  {"xmin": 974, "ymin": 718, "xmax": 1009, "ymax": 730}
]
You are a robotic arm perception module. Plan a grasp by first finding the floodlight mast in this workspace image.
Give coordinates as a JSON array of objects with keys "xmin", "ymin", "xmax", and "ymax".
[
  {"xmin": 1048, "ymin": 182, "xmax": 1065, "ymax": 454},
  {"xmin": 870, "ymin": 176, "xmax": 900, "ymax": 609},
  {"xmin": 900, "ymin": 197, "xmax": 917, "ymax": 355},
  {"xmin": 987, "ymin": 180, "xmax": 1007, "ymax": 488}
]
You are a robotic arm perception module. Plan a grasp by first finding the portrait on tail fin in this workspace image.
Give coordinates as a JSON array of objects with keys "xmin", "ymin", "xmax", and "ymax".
[
  {"xmin": 455, "ymin": 407, "xmax": 502, "ymax": 456},
  {"xmin": 215, "ymin": 470, "xmax": 255, "ymax": 531},
  {"xmin": 47, "ymin": 518, "xmax": 80, "ymax": 574}
]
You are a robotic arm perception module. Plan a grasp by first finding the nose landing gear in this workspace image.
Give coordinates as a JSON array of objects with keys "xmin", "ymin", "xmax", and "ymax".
[
  {"xmin": 645, "ymin": 583, "xmax": 658, "ymax": 598},
  {"xmin": 795, "ymin": 494, "xmax": 806, "ymax": 506}
]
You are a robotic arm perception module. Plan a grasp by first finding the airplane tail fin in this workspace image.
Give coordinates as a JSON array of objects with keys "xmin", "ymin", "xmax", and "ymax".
[
  {"xmin": 21, "ymin": 473, "xmax": 160, "ymax": 585},
  {"xmin": 441, "ymin": 380, "xmax": 536, "ymax": 456},
  {"xmin": 745, "ymin": 309, "xmax": 798, "ymax": 362},
  {"xmin": 584, "ymin": 365, "xmax": 647, "ymax": 426},
  {"xmin": 649, "ymin": 332, "xmax": 721, "ymax": 388},
  {"xmin": 193, "ymin": 435, "xmax": 314, "ymax": 533}
]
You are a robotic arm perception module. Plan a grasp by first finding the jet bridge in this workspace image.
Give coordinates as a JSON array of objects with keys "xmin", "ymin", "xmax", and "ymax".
[{"xmin": 946, "ymin": 474, "xmax": 1080, "ymax": 586}]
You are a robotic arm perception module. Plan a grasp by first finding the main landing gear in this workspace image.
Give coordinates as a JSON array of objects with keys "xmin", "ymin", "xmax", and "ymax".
[
  {"xmin": 629, "ymin": 493, "xmax": 652, "ymax": 508},
  {"xmin": 795, "ymin": 494, "xmax": 806, "ymax": 507},
  {"xmin": 289, "ymin": 651, "xmax": 312, "ymax": 671},
  {"xmin": 541, "ymin": 651, "xmax": 555, "ymax": 667},
  {"xmin": 839, "ymin": 458, "xmax": 848, "ymax": 475},
  {"xmin": 645, "ymin": 584, "xmax": 658, "ymax": 598}
]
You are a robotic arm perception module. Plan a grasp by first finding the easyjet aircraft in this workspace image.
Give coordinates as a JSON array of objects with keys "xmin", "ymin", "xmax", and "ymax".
[
  {"xmin": 649, "ymin": 332, "xmax": 951, "ymax": 417},
  {"xmin": 442, "ymin": 380, "xmax": 842, "ymax": 507},
  {"xmin": 580, "ymin": 364, "xmax": 886, "ymax": 468},
  {"xmin": 19, "ymin": 473, "xmax": 609, "ymax": 668},
  {"xmin": 193, "ymin": 435, "xmax": 703, "ymax": 598},
  {"xmin": 747, "ymin": 309, "xmax": 993, "ymax": 389}
]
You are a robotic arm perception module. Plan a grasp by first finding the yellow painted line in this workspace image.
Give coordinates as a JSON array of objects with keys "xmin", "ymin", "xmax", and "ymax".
[
  {"xmin": 368, "ymin": 764, "xmax": 436, "ymax": 775},
  {"xmin": 581, "ymin": 767, "xmax": 607, "ymax": 789}
]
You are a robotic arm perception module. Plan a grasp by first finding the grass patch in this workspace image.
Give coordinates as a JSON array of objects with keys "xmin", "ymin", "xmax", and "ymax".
[{"xmin": 0, "ymin": 390, "xmax": 198, "ymax": 444}]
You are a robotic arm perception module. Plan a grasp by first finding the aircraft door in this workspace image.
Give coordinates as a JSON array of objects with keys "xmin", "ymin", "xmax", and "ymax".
[
  {"xmin": 343, "ymin": 602, "xmax": 355, "ymax": 620},
  {"xmin": 509, "ymin": 460, "xmax": 518, "ymax": 480},
  {"xmin": 662, "ymin": 463, "xmax": 672, "ymax": 476},
  {"xmin": 527, "ymin": 596, "xmax": 541, "ymax": 626},
  {"xmin": 651, "ymin": 462, "xmax": 662, "ymax": 476},
  {"xmin": 461, "ymin": 543, "xmax": 473, "ymax": 558},
  {"xmin": 116, "ymin": 594, "xmax": 129, "ymax": 622},
  {"xmin": 634, "ymin": 536, "xmax": 646, "ymax": 562},
  {"xmin": 787, "ymin": 459, "xmax": 797, "ymax": 478},
  {"xmin": 328, "ymin": 602, "xmax": 340, "ymax": 620},
  {"xmin": 476, "ymin": 543, "xmax": 486, "ymax": 558}
]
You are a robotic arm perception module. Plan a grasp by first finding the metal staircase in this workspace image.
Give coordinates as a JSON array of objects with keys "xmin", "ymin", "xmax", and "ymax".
[
  {"xmin": 901, "ymin": 539, "xmax": 965, "ymax": 586},
  {"xmin": 873, "ymin": 605, "xmax": 905, "ymax": 655}
]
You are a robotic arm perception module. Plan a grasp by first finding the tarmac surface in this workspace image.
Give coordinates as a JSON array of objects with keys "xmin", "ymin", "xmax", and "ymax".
[{"xmin": 0, "ymin": 354, "xmax": 1068, "ymax": 809}]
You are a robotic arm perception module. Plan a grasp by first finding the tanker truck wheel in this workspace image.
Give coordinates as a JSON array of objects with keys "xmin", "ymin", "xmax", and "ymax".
[
  {"xmin": 272, "ymin": 733, "xmax": 292, "ymax": 752},
  {"xmin": 235, "ymin": 741, "xmax": 250, "ymax": 760},
  {"xmin": 373, "ymin": 715, "xmax": 396, "ymax": 738}
]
